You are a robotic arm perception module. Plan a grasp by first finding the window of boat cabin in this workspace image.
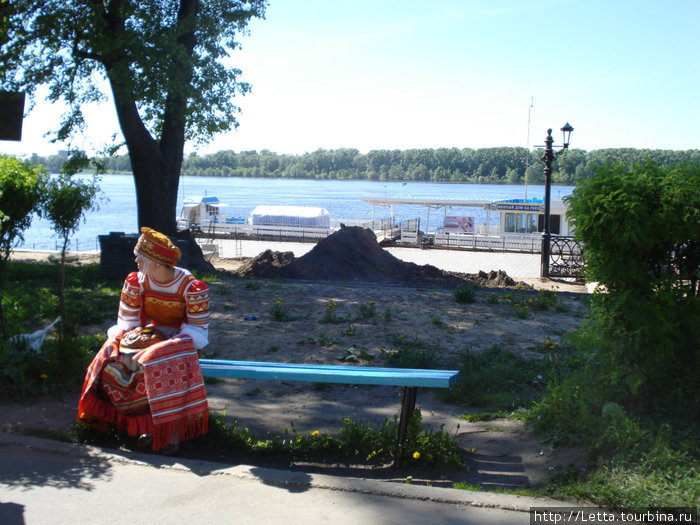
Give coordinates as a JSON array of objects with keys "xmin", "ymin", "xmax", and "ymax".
[{"xmin": 504, "ymin": 213, "xmax": 538, "ymax": 233}]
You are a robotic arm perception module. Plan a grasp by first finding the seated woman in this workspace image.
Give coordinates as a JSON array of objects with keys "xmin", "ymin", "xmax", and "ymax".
[{"xmin": 78, "ymin": 227, "xmax": 210, "ymax": 453}]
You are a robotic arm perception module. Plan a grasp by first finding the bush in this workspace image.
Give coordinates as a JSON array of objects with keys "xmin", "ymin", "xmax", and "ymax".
[
  {"xmin": 454, "ymin": 283, "xmax": 479, "ymax": 304},
  {"xmin": 559, "ymin": 161, "xmax": 699, "ymax": 419}
]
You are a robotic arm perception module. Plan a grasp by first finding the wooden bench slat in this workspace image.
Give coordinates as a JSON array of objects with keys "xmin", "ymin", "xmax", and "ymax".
[{"xmin": 199, "ymin": 359, "xmax": 459, "ymax": 388}]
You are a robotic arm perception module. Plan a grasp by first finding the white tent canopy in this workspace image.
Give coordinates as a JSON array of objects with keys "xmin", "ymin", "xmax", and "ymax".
[{"xmin": 250, "ymin": 205, "xmax": 331, "ymax": 229}]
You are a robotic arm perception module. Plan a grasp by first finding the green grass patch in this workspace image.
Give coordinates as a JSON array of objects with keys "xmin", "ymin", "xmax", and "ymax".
[{"xmin": 442, "ymin": 345, "xmax": 551, "ymax": 411}]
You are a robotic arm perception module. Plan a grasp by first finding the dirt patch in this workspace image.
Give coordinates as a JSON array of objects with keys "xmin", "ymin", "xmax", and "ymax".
[{"xmin": 3, "ymin": 238, "xmax": 591, "ymax": 489}]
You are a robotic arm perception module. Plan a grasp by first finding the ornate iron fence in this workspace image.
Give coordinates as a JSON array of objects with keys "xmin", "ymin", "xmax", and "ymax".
[{"xmin": 548, "ymin": 236, "xmax": 584, "ymax": 279}]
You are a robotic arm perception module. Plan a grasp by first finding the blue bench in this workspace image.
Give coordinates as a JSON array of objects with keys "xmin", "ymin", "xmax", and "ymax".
[{"xmin": 199, "ymin": 359, "xmax": 459, "ymax": 462}]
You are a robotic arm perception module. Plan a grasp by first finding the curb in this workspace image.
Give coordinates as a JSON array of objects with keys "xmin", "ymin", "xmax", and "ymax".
[{"xmin": 0, "ymin": 430, "xmax": 570, "ymax": 513}]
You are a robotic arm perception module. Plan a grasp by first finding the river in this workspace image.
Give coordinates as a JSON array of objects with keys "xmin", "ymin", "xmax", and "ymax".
[{"xmin": 17, "ymin": 175, "xmax": 574, "ymax": 252}]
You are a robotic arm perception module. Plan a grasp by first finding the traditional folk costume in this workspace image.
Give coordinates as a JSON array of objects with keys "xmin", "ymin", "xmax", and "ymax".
[{"xmin": 78, "ymin": 228, "xmax": 210, "ymax": 451}]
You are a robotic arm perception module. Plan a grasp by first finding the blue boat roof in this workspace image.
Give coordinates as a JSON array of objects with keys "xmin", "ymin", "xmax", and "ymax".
[{"xmin": 495, "ymin": 197, "xmax": 544, "ymax": 204}]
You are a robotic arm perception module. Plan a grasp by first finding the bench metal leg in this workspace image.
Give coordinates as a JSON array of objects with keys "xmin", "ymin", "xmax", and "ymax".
[{"xmin": 395, "ymin": 386, "xmax": 418, "ymax": 464}]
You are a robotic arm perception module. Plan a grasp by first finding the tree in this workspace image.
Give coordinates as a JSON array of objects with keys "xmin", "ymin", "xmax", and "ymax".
[
  {"xmin": 0, "ymin": 155, "xmax": 48, "ymax": 338},
  {"xmin": 43, "ymin": 172, "xmax": 101, "ymax": 334},
  {"xmin": 1, "ymin": 0, "xmax": 267, "ymax": 237}
]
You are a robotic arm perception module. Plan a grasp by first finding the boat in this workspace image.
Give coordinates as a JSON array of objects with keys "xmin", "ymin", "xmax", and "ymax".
[
  {"xmin": 177, "ymin": 196, "xmax": 245, "ymax": 231},
  {"xmin": 177, "ymin": 199, "xmax": 335, "ymax": 241}
]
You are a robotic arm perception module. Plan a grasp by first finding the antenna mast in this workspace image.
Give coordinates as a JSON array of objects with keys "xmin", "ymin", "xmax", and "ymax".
[{"xmin": 524, "ymin": 96, "xmax": 534, "ymax": 203}]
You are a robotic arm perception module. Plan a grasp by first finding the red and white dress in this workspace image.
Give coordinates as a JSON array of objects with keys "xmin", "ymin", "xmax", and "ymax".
[{"xmin": 78, "ymin": 268, "xmax": 210, "ymax": 450}]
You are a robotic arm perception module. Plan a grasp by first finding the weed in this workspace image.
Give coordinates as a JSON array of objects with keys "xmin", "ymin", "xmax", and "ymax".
[
  {"xmin": 320, "ymin": 299, "xmax": 346, "ymax": 324},
  {"xmin": 244, "ymin": 281, "xmax": 261, "ymax": 290},
  {"xmin": 454, "ymin": 283, "xmax": 479, "ymax": 304},
  {"xmin": 355, "ymin": 301, "xmax": 377, "ymax": 320},
  {"xmin": 430, "ymin": 315, "xmax": 443, "ymax": 327},
  {"xmin": 269, "ymin": 296, "xmax": 295, "ymax": 322}
]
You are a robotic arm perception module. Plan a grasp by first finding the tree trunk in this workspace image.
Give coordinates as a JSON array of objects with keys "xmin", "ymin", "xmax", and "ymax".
[{"xmin": 99, "ymin": 0, "xmax": 214, "ymax": 272}]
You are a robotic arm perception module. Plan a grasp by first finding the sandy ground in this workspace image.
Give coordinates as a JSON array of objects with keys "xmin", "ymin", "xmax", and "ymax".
[{"xmin": 2, "ymin": 247, "xmax": 590, "ymax": 489}]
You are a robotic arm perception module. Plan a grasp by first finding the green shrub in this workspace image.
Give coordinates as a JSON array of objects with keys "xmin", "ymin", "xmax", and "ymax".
[{"xmin": 454, "ymin": 283, "xmax": 479, "ymax": 304}]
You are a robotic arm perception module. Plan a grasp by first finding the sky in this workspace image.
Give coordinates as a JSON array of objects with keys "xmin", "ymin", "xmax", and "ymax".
[{"xmin": 2, "ymin": 0, "xmax": 699, "ymax": 158}]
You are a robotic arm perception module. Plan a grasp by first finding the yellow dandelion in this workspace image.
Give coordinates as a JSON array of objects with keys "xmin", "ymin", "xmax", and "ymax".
[
  {"xmin": 413, "ymin": 451, "xmax": 421, "ymax": 459},
  {"xmin": 470, "ymin": 447, "xmax": 477, "ymax": 453},
  {"xmin": 312, "ymin": 430, "xmax": 319, "ymax": 436},
  {"xmin": 40, "ymin": 373, "xmax": 48, "ymax": 380}
]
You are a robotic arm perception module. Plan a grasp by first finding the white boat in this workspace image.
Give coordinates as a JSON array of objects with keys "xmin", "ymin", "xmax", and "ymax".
[
  {"xmin": 177, "ymin": 199, "xmax": 333, "ymax": 240},
  {"xmin": 177, "ymin": 196, "xmax": 239, "ymax": 231}
]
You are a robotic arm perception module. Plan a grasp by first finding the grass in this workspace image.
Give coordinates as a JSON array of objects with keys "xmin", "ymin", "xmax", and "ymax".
[{"xmin": 441, "ymin": 344, "xmax": 552, "ymax": 411}]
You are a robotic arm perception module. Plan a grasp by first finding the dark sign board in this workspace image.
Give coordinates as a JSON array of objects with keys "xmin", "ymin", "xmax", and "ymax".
[{"xmin": 0, "ymin": 91, "xmax": 26, "ymax": 141}]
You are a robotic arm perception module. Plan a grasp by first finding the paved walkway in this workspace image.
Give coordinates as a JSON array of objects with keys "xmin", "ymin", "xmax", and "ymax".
[{"xmin": 1, "ymin": 432, "xmax": 569, "ymax": 525}]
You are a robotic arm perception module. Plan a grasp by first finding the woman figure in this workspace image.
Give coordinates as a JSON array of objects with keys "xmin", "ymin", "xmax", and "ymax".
[{"xmin": 78, "ymin": 227, "xmax": 210, "ymax": 452}]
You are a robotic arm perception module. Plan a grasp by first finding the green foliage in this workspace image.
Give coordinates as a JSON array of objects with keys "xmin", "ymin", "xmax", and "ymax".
[
  {"xmin": 58, "ymin": 146, "xmax": 698, "ymax": 185},
  {"xmin": 384, "ymin": 334, "xmax": 441, "ymax": 369},
  {"xmin": 268, "ymin": 296, "xmax": 295, "ymax": 322},
  {"xmin": 0, "ymin": 261, "xmax": 119, "ymax": 398},
  {"xmin": 564, "ymin": 161, "xmax": 699, "ymax": 410},
  {"xmin": 42, "ymin": 173, "xmax": 102, "ymax": 332},
  {"xmin": 76, "ymin": 409, "xmax": 463, "ymax": 467},
  {"xmin": 0, "ymin": 333, "xmax": 103, "ymax": 400},
  {"xmin": 354, "ymin": 301, "xmax": 377, "ymax": 321},
  {"xmin": 454, "ymin": 282, "xmax": 479, "ymax": 304},
  {"xmin": 1, "ymin": 0, "xmax": 267, "ymax": 145},
  {"xmin": 0, "ymin": 156, "xmax": 49, "ymax": 336},
  {"xmin": 319, "ymin": 299, "xmax": 347, "ymax": 324},
  {"xmin": 526, "ymin": 163, "xmax": 699, "ymax": 507},
  {"xmin": 0, "ymin": 155, "xmax": 47, "ymax": 260},
  {"xmin": 2, "ymin": 0, "xmax": 266, "ymax": 234},
  {"xmin": 43, "ymin": 174, "xmax": 101, "ymax": 245},
  {"xmin": 443, "ymin": 345, "xmax": 552, "ymax": 411}
]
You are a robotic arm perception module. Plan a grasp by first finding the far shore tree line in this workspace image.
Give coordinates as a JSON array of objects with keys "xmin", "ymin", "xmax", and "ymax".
[{"xmin": 26, "ymin": 147, "xmax": 700, "ymax": 185}]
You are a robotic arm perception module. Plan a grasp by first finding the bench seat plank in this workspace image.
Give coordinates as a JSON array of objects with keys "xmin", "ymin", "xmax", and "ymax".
[{"xmin": 199, "ymin": 359, "xmax": 459, "ymax": 388}]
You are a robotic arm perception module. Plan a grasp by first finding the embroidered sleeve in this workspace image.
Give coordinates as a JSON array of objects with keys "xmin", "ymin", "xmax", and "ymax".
[
  {"xmin": 179, "ymin": 279, "xmax": 210, "ymax": 349},
  {"xmin": 116, "ymin": 272, "xmax": 142, "ymax": 331}
]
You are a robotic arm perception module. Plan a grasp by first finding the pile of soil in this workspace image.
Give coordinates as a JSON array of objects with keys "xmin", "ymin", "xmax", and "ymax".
[
  {"xmin": 234, "ymin": 249, "xmax": 295, "ymax": 278},
  {"xmin": 236, "ymin": 226, "xmax": 526, "ymax": 288}
]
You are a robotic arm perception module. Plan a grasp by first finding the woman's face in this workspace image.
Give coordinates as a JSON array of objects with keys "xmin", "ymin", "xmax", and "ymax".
[{"xmin": 134, "ymin": 251, "xmax": 153, "ymax": 275}]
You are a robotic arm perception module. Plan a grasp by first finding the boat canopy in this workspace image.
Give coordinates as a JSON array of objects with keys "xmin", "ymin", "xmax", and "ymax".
[
  {"xmin": 250, "ymin": 205, "xmax": 331, "ymax": 228},
  {"xmin": 182, "ymin": 196, "xmax": 229, "ymax": 208}
]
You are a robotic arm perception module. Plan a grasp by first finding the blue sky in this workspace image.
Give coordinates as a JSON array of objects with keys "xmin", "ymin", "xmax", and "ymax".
[{"xmin": 2, "ymin": 0, "xmax": 699, "ymax": 157}]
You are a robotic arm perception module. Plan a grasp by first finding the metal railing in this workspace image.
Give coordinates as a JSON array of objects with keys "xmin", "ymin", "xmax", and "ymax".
[
  {"xmin": 547, "ymin": 235, "xmax": 584, "ymax": 278},
  {"xmin": 14, "ymin": 237, "xmax": 101, "ymax": 253}
]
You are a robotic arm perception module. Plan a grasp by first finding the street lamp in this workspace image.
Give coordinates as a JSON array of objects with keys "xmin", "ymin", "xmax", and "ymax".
[{"xmin": 540, "ymin": 122, "xmax": 574, "ymax": 278}]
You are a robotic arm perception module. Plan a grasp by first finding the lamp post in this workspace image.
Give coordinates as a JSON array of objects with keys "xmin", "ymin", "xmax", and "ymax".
[{"xmin": 540, "ymin": 122, "xmax": 574, "ymax": 278}]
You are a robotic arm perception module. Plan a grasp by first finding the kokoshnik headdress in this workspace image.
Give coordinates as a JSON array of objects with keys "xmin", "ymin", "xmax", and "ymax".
[{"xmin": 134, "ymin": 227, "xmax": 181, "ymax": 267}]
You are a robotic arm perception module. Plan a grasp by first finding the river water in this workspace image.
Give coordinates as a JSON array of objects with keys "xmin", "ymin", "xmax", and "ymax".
[{"xmin": 18, "ymin": 175, "xmax": 574, "ymax": 252}]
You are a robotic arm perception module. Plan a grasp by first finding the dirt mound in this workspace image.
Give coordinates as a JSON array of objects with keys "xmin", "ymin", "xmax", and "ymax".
[
  {"xmin": 235, "ymin": 249, "xmax": 295, "ymax": 278},
  {"xmin": 234, "ymin": 226, "xmax": 527, "ymax": 288},
  {"xmin": 279, "ymin": 226, "xmax": 439, "ymax": 284}
]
